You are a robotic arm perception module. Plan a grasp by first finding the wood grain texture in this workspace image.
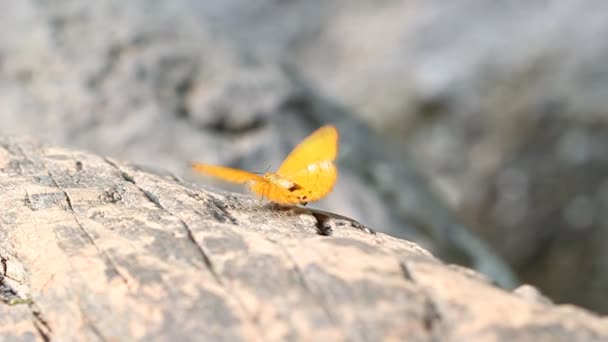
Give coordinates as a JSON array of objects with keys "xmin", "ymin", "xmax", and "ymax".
[{"xmin": 0, "ymin": 136, "xmax": 606, "ymax": 342}]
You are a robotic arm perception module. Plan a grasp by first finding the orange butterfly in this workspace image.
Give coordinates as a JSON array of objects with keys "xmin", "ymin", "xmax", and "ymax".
[{"xmin": 191, "ymin": 125, "xmax": 338, "ymax": 205}]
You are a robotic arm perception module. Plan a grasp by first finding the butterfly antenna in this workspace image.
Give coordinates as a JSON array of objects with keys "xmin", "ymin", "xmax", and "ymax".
[{"xmin": 251, "ymin": 163, "xmax": 273, "ymax": 176}]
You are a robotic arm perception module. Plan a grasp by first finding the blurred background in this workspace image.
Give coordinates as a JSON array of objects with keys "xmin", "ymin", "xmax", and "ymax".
[{"xmin": 2, "ymin": 0, "xmax": 608, "ymax": 314}]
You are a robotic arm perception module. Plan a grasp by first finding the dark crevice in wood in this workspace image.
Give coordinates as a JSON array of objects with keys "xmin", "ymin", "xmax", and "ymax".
[
  {"xmin": 0, "ymin": 254, "xmax": 13, "ymax": 303},
  {"xmin": 0, "ymin": 255, "xmax": 6, "ymax": 277},
  {"xmin": 275, "ymin": 240, "xmax": 340, "ymax": 327},
  {"xmin": 106, "ymin": 159, "xmax": 226, "ymax": 283},
  {"xmin": 312, "ymin": 212, "xmax": 334, "ymax": 236},
  {"xmin": 30, "ymin": 302, "xmax": 52, "ymax": 342},
  {"xmin": 104, "ymin": 157, "xmax": 266, "ymax": 340},
  {"xmin": 0, "ymin": 249, "xmax": 25, "ymax": 304},
  {"xmin": 208, "ymin": 196, "xmax": 238, "ymax": 225},
  {"xmin": 77, "ymin": 299, "xmax": 107, "ymax": 342},
  {"xmin": 185, "ymin": 190, "xmax": 239, "ymax": 225},
  {"xmin": 38, "ymin": 157, "xmax": 130, "ymax": 287},
  {"xmin": 399, "ymin": 262, "xmax": 414, "ymax": 282},
  {"xmin": 422, "ymin": 298, "xmax": 443, "ymax": 336},
  {"xmin": 399, "ymin": 261, "xmax": 445, "ymax": 337},
  {"xmin": 23, "ymin": 189, "xmax": 34, "ymax": 210},
  {"xmin": 141, "ymin": 188, "xmax": 163, "ymax": 208}
]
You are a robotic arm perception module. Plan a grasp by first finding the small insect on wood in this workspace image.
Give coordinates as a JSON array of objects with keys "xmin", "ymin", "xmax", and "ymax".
[{"xmin": 191, "ymin": 125, "xmax": 338, "ymax": 205}]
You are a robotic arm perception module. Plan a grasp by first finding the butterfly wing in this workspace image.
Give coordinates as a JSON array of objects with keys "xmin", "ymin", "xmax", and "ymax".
[
  {"xmin": 282, "ymin": 162, "xmax": 337, "ymax": 203},
  {"xmin": 276, "ymin": 125, "xmax": 338, "ymax": 177},
  {"xmin": 272, "ymin": 125, "xmax": 339, "ymax": 203},
  {"xmin": 191, "ymin": 162, "xmax": 264, "ymax": 184}
]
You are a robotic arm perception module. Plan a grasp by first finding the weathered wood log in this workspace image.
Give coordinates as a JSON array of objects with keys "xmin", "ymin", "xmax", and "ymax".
[{"xmin": 1, "ymin": 136, "xmax": 606, "ymax": 342}]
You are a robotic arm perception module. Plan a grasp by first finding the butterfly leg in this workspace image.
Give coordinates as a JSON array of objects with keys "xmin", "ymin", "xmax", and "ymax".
[
  {"xmin": 258, "ymin": 181, "xmax": 267, "ymax": 204},
  {"xmin": 295, "ymin": 194, "xmax": 308, "ymax": 206}
]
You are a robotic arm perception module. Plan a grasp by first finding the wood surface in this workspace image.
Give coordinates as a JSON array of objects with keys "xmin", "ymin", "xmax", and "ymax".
[{"xmin": 0, "ymin": 136, "xmax": 606, "ymax": 341}]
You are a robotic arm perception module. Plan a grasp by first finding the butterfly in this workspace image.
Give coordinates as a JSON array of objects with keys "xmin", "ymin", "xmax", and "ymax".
[{"xmin": 191, "ymin": 125, "xmax": 338, "ymax": 205}]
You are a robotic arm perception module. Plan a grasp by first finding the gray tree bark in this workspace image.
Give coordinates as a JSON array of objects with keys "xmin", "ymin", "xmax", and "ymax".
[{"xmin": 1, "ymin": 136, "xmax": 606, "ymax": 341}]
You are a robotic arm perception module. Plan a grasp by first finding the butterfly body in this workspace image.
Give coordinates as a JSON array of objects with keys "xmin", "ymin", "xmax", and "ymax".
[
  {"xmin": 262, "ymin": 173, "xmax": 296, "ymax": 191},
  {"xmin": 192, "ymin": 125, "xmax": 338, "ymax": 205}
]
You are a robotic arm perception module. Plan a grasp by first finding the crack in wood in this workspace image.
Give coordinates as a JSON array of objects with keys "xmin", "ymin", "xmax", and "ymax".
[
  {"xmin": 313, "ymin": 213, "xmax": 334, "ymax": 236},
  {"xmin": 399, "ymin": 261, "xmax": 414, "ymax": 282},
  {"xmin": 0, "ymin": 247, "xmax": 29, "ymax": 304},
  {"xmin": 0, "ymin": 254, "xmax": 16, "ymax": 303},
  {"xmin": 30, "ymin": 302, "xmax": 52, "ymax": 342},
  {"xmin": 272, "ymin": 239, "xmax": 341, "ymax": 328},
  {"xmin": 1, "ymin": 255, "xmax": 6, "ymax": 277},
  {"xmin": 185, "ymin": 191, "xmax": 240, "ymax": 225},
  {"xmin": 106, "ymin": 160, "xmax": 226, "ymax": 283},
  {"xmin": 42, "ymin": 164, "xmax": 130, "ymax": 287},
  {"xmin": 422, "ymin": 297, "xmax": 443, "ymax": 337},
  {"xmin": 118, "ymin": 171, "xmax": 225, "ymax": 284},
  {"xmin": 208, "ymin": 196, "xmax": 238, "ymax": 225},
  {"xmin": 142, "ymin": 188, "xmax": 163, "ymax": 208},
  {"xmin": 23, "ymin": 189, "xmax": 33, "ymax": 210},
  {"xmin": 399, "ymin": 262, "xmax": 445, "ymax": 338},
  {"xmin": 77, "ymin": 298, "xmax": 108, "ymax": 342},
  {"xmin": 103, "ymin": 158, "xmax": 267, "ymax": 341}
]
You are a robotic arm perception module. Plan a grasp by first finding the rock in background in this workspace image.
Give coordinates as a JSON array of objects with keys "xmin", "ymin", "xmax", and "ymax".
[
  {"xmin": 1, "ymin": 0, "xmax": 607, "ymax": 314},
  {"xmin": 197, "ymin": 0, "xmax": 608, "ymax": 313}
]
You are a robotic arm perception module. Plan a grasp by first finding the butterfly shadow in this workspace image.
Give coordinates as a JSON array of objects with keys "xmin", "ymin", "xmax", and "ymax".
[{"xmin": 264, "ymin": 203, "xmax": 376, "ymax": 236}]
